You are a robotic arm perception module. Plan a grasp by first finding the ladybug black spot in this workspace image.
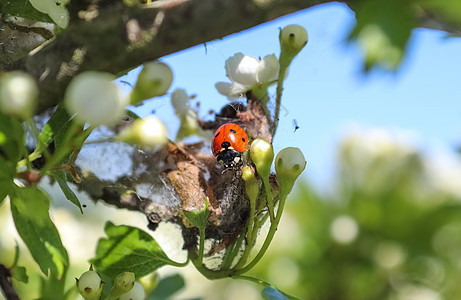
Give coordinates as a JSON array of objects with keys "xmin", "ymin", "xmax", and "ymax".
[
  {"xmin": 215, "ymin": 132, "xmax": 220, "ymax": 138},
  {"xmin": 221, "ymin": 141, "xmax": 231, "ymax": 149},
  {"xmin": 230, "ymin": 129, "xmax": 237, "ymax": 133},
  {"xmin": 242, "ymin": 138, "xmax": 246, "ymax": 142}
]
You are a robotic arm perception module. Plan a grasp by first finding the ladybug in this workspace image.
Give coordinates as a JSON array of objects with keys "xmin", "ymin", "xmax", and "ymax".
[{"xmin": 212, "ymin": 123, "xmax": 249, "ymax": 169}]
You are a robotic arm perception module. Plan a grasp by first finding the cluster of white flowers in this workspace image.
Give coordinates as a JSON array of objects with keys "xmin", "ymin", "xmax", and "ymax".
[{"xmin": 29, "ymin": 0, "xmax": 69, "ymax": 28}]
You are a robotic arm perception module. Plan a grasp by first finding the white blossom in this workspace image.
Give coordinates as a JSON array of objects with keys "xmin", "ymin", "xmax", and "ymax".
[
  {"xmin": 65, "ymin": 71, "xmax": 127, "ymax": 126},
  {"xmin": 0, "ymin": 71, "xmax": 38, "ymax": 119},
  {"xmin": 215, "ymin": 53, "xmax": 279, "ymax": 98}
]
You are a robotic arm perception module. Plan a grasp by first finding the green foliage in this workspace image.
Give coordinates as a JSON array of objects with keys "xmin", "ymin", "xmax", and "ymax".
[
  {"xmin": 0, "ymin": 112, "xmax": 25, "ymax": 202},
  {"xmin": 10, "ymin": 185, "xmax": 69, "ymax": 278},
  {"xmin": 0, "ymin": 0, "xmax": 52, "ymax": 22},
  {"xmin": 418, "ymin": 0, "xmax": 461, "ymax": 27},
  {"xmin": 349, "ymin": 0, "xmax": 415, "ymax": 70},
  {"xmin": 91, "ymin": 222, "xmax": 180, "ymax": 279},
  {"xmin": 148, "ymin": 274, "xmax": 185, "ymax": 300},
  {"xmin": 55, "ymin": 173, "xmax": 83, "ymax": 213},
  {"xmin": 10, "ymin": 266, "xmax": 28, "ymax": 283},
  {"xmin": 250, "ymin": 134, "xmax": 461, "ymax": 300}
]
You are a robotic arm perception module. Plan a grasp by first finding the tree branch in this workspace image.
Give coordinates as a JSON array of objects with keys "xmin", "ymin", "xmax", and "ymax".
[
  {"xmin": 4, "ymin": 0, "xmax": 322, "ymax": 113},
  {"xmin": 2, "ymin": 0, "xmax": 460, "ymax": 114},
  {"xmin": 0, "ymin": 264, "xmax": 20, "ymax": 300}
]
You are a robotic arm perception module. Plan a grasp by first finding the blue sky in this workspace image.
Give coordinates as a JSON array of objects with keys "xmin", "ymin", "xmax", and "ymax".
[{"xmin": 120, "ymin": 3, "xmax": 461, "ymax": 190}]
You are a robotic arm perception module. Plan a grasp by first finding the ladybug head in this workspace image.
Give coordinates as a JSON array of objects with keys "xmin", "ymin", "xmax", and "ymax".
[{"xmin": 216, "ymin": 149, "xmax": 242, "ymax": 170}]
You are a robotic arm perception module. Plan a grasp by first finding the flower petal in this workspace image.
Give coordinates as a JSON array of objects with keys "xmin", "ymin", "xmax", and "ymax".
[
  {"xmin": 225, "ymin": 53, "xmax": 259, "ymax": 86},
  {"xmin": 215, "ymin": 82, "xmax": 248, "ymax": 98},
  {"xmin": 256, "ymin": 54, "xmax": 280, "ymax": 84},
  {"xmin": 225, "ymin": 52, "xmax": 245, "ymax": 82}
]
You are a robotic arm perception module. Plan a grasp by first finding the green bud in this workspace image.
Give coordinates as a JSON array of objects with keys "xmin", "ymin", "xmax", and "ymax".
[
  {"xmin": 0, "ymin": 71, "xmax": 38, "ymax": 120},
  {"xmin": 250, "ymin": 138, "xmax": 274, "ymax": 180},
  {"xmin": 110, "ymin": 272, "xmax": 135, "ymax": 299},
  {"xmin": 279, "ymin": 24, "xmax": 308, "ymax": 69},
  {"xmin": 131, "ymin": 61, "xmax": 173, "ymax": 104},
  {"xmin": 275, "ymin": 147, "xmax": 306, "ymax": 196},
  {"xmin": 118, "ymin": 116, "xmax": 168, "ymax": 148},
  {"xmin": 119, "ymin": 281, "xmax": 146, "ymax": 300},
  {"xmin": 77, "ymin": 270, "xmax": 103, "ymax": 300},
  {"xmin": 242, "ymin": 165, "xmax": 259, "ymax": 202}
]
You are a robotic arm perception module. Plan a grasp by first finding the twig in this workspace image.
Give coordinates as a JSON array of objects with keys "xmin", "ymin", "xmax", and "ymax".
[{"xmin": 0, "ymin": 264, "xmax": 20, "ymax": 300}]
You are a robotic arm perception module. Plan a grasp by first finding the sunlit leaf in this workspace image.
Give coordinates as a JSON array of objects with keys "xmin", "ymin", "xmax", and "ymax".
[
  {"xmin": 348, "ymin": 0, "xmax": 415, "ymax": 70},
  {"xmin": 91, "ymin": 222, "xmax": 179, "ymax": 278},
  {"xmin": 10, "ymin": 186, "xmax": 69, "ymax": 278}
]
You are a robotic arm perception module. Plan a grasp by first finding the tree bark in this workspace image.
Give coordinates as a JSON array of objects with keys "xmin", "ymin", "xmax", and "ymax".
[{"xmin": 1, "ymin": 0, "xmax": 460, "ymax": 113}]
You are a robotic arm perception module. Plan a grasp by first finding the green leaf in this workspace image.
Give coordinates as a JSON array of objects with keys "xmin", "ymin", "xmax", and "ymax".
[
  {"xmin": 54, "ymin": 172, "xmax": 83, "ymax": 213},
  {"xmin": 0, "ymin": 0, "xmax": 52, "ymax": 22},
  {"xmin": 10, "ymin": 186, "xmax": 69, "ymax": 278},
  {"xmin": 91, "ymin": 222, "xmax": 180, "ymax": 278},
  {"xmin": 348, "ymin": 0, "xmax": 415, "ymax": 70},
  {"xmin": 0, "ymin": 112, "xmax": 25, "ymax": 202},
  {"xmin": 148, "ymin": 274, "xmax": 185, "ymax": 300},
  {"xmin": 183, "ymin": 197, "xmax": 211, "ymax": 231},
  {"xmin": 38, "ymin": 266, "xmax": 69, "ymax": 300},
  {"xmin": 418, "ymin": 0, "xmax": 461, "ymax": 27},
  {"xmin": 33, "ymin": 105, "xmax": 72, "ymax": 158},
  {"xmin": 10, "ymin": 266, "xmax": 28, "ymax": 284}
]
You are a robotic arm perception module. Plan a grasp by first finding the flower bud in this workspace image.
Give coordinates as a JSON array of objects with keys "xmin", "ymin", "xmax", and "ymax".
[
  {"xmin": 118, "ymin": 116, "xmax": 168, "ymax": 148},
  {"xmin": 65, "ymin": 71, "xmax": 127, "ymax": 126},
  {"xmin": 275, "ymin": 147, "xmax": 306, "ymax": 196},
  {"xmin": 0, "ymin": 71, "xmax": 38, "ymax": 119},
  {"xmin": 110, "ymin": 272, "xmax": 135, "ymax": 299},
  {"xmin": 119, "ymin": 281, "xmax": 146, "ymax": 300},
  {"xmin": 77, "ymin": 270, "xmax": 103, "ymax": 300},
  {"xmin": 279, "ymin": 25, "xmax": 308, "ymax": 69},
  {"xmin": 171, "ymin": 88, "xmax": 190, "ymax": 116},
  {"xmin": 131, "ymin": 61, "xmax": 173, "ymax": 104},
  {"xmin": 250, "ymin": 138, "xmax": 274, "ymax": 180},
  {"xmin": 242, "ymin": 165, "xmax": 259, "ymax": 203}
]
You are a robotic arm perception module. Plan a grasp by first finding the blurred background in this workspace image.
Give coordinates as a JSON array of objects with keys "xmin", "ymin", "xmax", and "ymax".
[{"xmin": 2, "ymin": 2, "xmax": 461, "ymax": 300}]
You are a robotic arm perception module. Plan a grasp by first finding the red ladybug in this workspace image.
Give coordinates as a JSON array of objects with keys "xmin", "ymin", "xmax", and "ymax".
[{"xmin": 212, "ymin": 123, "xmax": 248, "ymax": 169}]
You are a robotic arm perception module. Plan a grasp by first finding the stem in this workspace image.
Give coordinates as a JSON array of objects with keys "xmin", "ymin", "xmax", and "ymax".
[
  {"xmin": 197, "ymin": 226, "xmax": 206, "ymax": 264},
  {"xmin": 262, "ymin": 177, "xmax": 275, "ymax": 220},
  {"xmin": 231, "ymin": 274, "xmax": 272, "ymax": 287},
  {"xmin": 234, "ymin": 190, "xmax": 289, "ymax": 275},
  {"xmin": 272, "ymin": 66, "xmax": 288, "ymax": 138},
  {"xmin": 0, "ymin": 264, "xmax": 20, "ymax": 300},
  {"xmin": 222, "ymin": 232, "xmax": 245, "ymax": 270}
]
